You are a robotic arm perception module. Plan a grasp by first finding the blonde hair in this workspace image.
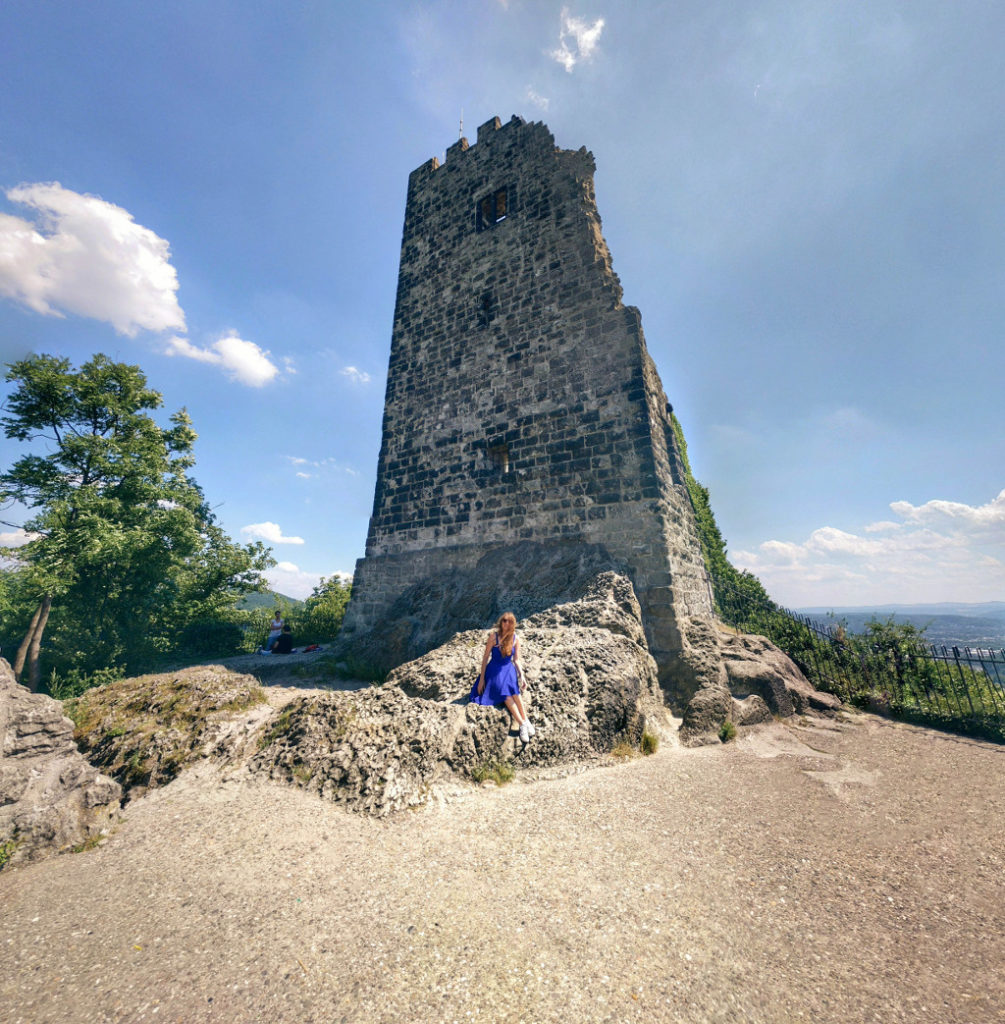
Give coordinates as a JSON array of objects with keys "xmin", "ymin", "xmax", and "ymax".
[{"xmin": 494, "ymin": 612, "xmax": 517, "ymax": 657}]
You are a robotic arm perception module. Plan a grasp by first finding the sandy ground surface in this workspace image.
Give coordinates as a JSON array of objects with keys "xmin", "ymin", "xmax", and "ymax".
[{"xmin": 2, "ymin": 707, "xmax": 1003, "ymax": 1024}]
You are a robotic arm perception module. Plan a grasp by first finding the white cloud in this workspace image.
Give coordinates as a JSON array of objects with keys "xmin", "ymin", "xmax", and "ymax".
[
  {"xmin": 525, "ymin": 86, "xmax": 550, "ymax": 110},
  {"xmin": 0, "ymin": 528, "xmax": 38, "ymax": 548},
  {"xmin": 863, "ymin": 521, "xmax": 902, "ymax": 534},
  {"xmin": 240, "ymin": 521, "xmax": 305, "ymax": 545},
  {"xmin": 166, "ymin": 331, "xmax": 279, "ymax": 387},
  {"xmin": 0, "ymin": 182, "xmax": 185, "ymax": 336},
  {"xmin": 341, "ymin": 365, "xmax": 372, "ymax": 385},
  {"xmin": 890, "ymin": 490, "xmax": 1005, "ymax": 533},
  {"xmin": 266, "ymin": 561, "xmax": 324, "ymax": 601},
  {"xmin": 733, "ymin": 490, "xmax": 1005, "ymax": 605},
  {"xmin": 266, "ymin": 562, "xmax": 353, "ymax": 601},
  {"xmin": 549, "ymin": 7, "xmax": 605, "ymax": 73},
  {"xmin": 283, "ymin": 454, "xmax": 359, "ymax": 479}
]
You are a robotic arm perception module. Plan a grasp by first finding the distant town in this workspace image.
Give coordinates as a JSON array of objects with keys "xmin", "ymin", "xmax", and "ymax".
[{"xmin": 796, "ymin": 603, "xmax": 1005, "ymax": 651}]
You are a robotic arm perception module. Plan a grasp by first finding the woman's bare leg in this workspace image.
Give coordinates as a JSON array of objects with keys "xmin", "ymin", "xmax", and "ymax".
[
  {"xmin": 503, "ymin": 696, "xmax": 526, "ymax": 725},
  {"xmin": 511, "ymin": 693, "xmax": 528, "ymax": 721}
]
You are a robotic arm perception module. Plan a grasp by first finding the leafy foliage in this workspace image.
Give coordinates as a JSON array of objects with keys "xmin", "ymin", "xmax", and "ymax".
[
  {"xmin": 296, "ymin": 575, "xmax": 352, "ymax": 641},
  {"xmin": 669, "ymin": 413, "xmax": 773, "ymax": 614},
  {"xmin": 1, "ymin": 353, "xmax": 274, "ymax": 684}
]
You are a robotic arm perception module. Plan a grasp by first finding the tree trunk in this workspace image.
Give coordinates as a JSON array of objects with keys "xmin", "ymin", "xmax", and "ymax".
[
  {"xmin": 25, "ymin": 594, "xmax": 53, "ymax": 693},
  {"xmin": 12, "ymin": 599, "xmax": 44, "ymax": 683}
]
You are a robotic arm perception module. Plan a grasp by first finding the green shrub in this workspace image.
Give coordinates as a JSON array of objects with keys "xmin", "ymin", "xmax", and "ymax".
[
  {"xmin": 640, "ymin": 730, "xmax": 659, "ymax": 755},
  {"xmin": 176, "ymin": 619, "xmax": 247, "ymax": 659},
  {"xmin": 0, "ymin": 835, "xmax": 18, "ymax": 871},
  {"xmin": 471, "ymin": 760, "xmax": 515, "ymax": 785},
  {"xmin": 718, "ymin": 720, "xmax": 737, "ymax": 743},
  {"xmin": 46, "ymin": 664, "xmax": 125, "ymax": 701}
]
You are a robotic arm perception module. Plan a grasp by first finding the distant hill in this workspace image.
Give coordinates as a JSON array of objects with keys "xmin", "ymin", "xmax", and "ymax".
[
  {"xmin": 234, "ymin": 591, "xmax": 305, "ymax": 612},
  {"xmin": 795, "ymin": 602, "xmax": 1005, "ymax": 650}
]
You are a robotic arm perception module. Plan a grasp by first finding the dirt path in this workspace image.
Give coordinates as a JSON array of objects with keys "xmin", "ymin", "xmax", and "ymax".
[{"xmin": 2, "ymin": 711, "xmax": 1003, "ymax": 1024}]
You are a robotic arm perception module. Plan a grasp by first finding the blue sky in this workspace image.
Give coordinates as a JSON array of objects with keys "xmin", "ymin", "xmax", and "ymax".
[{"xmin": 1, "ymin": 1, "xmax": 1002, "ymax": 607}]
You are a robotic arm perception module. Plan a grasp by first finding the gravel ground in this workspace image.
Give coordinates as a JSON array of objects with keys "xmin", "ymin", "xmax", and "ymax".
[{"xmin": 2, "ymin": 710, "xmax": 1003, "ymax": 1024}]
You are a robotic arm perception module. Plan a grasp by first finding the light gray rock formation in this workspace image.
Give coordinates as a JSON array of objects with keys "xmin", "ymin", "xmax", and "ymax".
[
  {"xmin": 678, "ymin": 626, "xmax": 838, "ymax": 746},
  {"xmin": 720, "ymin": 633, "xmax": 842, "ymax": 717},
  {"xmin": 70, "ymin": 666, "xmax": 271, "ymax": 801},
  {"xmin": 7, "ymin": 578, "xmax": 836, "ymax": 830},
  {"xmin": 0, "ymin": 658, "xmax": 121, "ymax": 869},
  {"xmin": 257, "ymin": 571, "xmax": 674, "ymax": 815}
]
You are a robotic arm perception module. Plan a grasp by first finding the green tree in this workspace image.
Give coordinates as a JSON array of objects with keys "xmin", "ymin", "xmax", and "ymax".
[
  {"xmin": 296, "ymin": 575, "xmax": 352, "ymax": 642},
  {"xmin": 0, "ymin": 353, "xmax": 274, "ymax": 687}
]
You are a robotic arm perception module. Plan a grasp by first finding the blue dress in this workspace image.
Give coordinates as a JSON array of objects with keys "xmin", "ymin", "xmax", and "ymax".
[{"xmin": 470, "ymin": 634, "xmax": 521, "ymax": 707}]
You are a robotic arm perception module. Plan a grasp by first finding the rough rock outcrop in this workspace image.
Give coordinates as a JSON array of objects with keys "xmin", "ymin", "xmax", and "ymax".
[
  {"xmin": 8, "ymin": 579, "xmax": 838, "ymax": 830},
  {"xmin": 69, "ymin": 666, "xmax": 271, "ymax": 801},
  {"xmin": 256, "ymin": 571, "xmax": 674, "ymax": 814},
  {"xmin": 678, "ymin": 625, "xmax": 838, "ymax": 746},
  {"xmin": 720, "ymin": 633, "xmax": 842, "ymax": 717},
  {"xmin": 0, "ymin": 659, "xmax": 121, "ymax": 869}
]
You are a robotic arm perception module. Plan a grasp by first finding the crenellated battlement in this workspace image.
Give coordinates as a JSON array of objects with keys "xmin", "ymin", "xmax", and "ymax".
[{"xmin": 407, "ymin": 114, "xmax": 531, "ymax": 188}]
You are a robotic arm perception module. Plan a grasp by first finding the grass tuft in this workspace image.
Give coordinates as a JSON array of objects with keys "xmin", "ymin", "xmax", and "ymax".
[
  {"xmin": 471, "ymin": 760, "xmax": 515, "ymax": 786},
  {"xmin": 640, "ymin": 730, "xmax": 659, "ymax": 755},
  {"xmin": 718, "ymin": 720, "xmax": 737, "ymax": 743},
  {"xmin": 0, "ymin": 835, "xmax": 19, "ymax": 871}
]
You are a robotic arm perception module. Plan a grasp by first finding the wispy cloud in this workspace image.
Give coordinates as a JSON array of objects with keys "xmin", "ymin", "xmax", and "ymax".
[
  {"xmin": 890, "ymin": 491, "xmax": 1005, "ymax": 533},
  {"xmin": 166, "ymin": 332, "xmax": 279, "ymax": 387},
  {"xmin": 525, "ymin": 86, "xmax": 550, "ymax": 110},
  {"xmin": 341, "ymin": 365, "xmax": 372, "ymax": 385},
  {"xmin": 549, "ymin": 7, "xmax": 605, "ymax": 73},
  {"xmin": 733, "ymin": 490, "xmax": 1005, "ymax": 605},
  {"xmin": 285, "ymin": 454, "xmax": 359, "ymax": 478},
  {"xmin": 240, "ymin": 521, "xmax": 305, "ymax": 545},
  {"xmin": 0, "ymin": 182, "xmax": 184, "ymax": 336}
]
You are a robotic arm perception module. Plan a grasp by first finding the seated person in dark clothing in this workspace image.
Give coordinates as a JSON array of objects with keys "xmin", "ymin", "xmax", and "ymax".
[{"xmin": 271, "ymin": 624, "xmax": 295, "ymax": 654}]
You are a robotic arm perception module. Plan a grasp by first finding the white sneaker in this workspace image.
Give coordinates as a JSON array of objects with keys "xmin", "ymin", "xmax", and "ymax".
[
  {"xmin": 519, "ymin": 721, "xmax": 530, "ymax": 743},
  {"xmin": 526, "ymin": 720, "xmax": 536, "ymax": 737}
]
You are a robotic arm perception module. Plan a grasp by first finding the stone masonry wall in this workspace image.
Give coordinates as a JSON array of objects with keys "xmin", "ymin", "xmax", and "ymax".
[{"xmin": 341, "ymin": 116, "xmax": 711, "ymax": 675}]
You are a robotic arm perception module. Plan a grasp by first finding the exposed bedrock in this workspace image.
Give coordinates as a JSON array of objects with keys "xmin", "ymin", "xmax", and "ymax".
[
  {"xmin": 677, "ymin": 624, "xmax": 841, "ymax": 747},
  {"xmin": 0, "ymin": 659, "xmax": 121, "ymax": 869},
  {"xmin": 256, "ymin": 571, "xmax": 674, "ymax": 815}
]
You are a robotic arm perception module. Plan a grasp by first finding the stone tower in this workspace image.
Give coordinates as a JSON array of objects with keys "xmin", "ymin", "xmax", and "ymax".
[{"xmin": 340, "ymin": 115, "xmax": 713, "ymax": 686}]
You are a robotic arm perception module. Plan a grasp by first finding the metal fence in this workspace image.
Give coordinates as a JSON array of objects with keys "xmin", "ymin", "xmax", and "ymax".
[{"xmin": 710, "ymin": 574, "xmax": 1005, "ymax": 743}]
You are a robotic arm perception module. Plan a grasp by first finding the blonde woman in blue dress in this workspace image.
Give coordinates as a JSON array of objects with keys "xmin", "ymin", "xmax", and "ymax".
[{"xmin": 469, "ymin": 612, "xmax": 535, "ymax": 742}]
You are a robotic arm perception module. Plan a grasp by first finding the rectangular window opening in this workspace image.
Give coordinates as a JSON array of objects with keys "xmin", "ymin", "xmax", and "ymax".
[
  {"xmin": 477, "ymin": 187, "xmax": 511, "ymax": 231},
  {"xmin": 487, "ymin": 443, "xmax": 510, "ymax": 475}
]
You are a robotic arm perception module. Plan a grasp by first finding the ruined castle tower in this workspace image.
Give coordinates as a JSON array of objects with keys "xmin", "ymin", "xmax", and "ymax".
[{"xmin": 340, "ymin": 115, "xmax": 712, "ymax": 681}]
